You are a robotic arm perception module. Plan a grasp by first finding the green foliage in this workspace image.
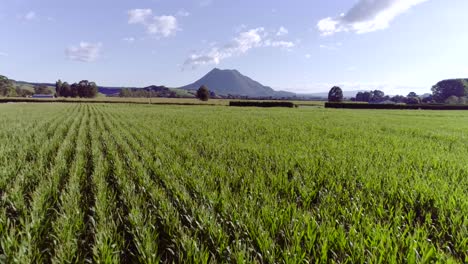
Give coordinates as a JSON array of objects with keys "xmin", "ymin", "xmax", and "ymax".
[
  {"xmin": 56, "ymin": 80, "xmax": 97, "ymax": 98},
  {"xmin": 1, "ymin": 104, "xmax": 468, "ymax": 263},
  {"xmin": 328, "ymin": 86, "xmax": 343, "ymax": 102},
  {"xmin": 196, "ymin": 85, "xmax": 210, "ymax": 101},
  {"xmin": 0, "ymin": 75, "xmax": 15, "ymax": 97},
  {"xmin": 230, "ymin": 101, "xmax": 296, "ymax": 108},
  {"xmin": 33, "ymin": 85, "xmax": 53, "ymax": 95},
  {"xmin": 406, "ymin": 96, "xmax": 421, "ymax": 105},
  {"xmin": 431, "ymin": 79, "xmax": 468, "ymax": 103},
  {"xmin": 355, "ymin": 90, "xmax": 387, "ymax": 103},
  {"xmin": 118, "ymin": 86, "xmax": 177, "ymax": 98}
]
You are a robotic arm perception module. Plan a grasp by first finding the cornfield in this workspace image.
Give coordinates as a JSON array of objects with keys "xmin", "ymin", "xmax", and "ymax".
[{"xmin": 0, "ymin": 103, "xmax": 467, "ymax": 263}]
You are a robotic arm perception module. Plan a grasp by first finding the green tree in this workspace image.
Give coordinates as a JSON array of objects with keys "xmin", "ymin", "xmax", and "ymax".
[
  {"xmin": 15, "ymin": 87, "xmax": 33, "ymax": 97},
  {"xmin": 196, "ymin": 85, "xmax": 210, "ymax": 101},
  {"xmin": 356, "ymin": 91, "xmax": 372, "ymax": 102},
  {"xmin": 328, "ymin": 86, "xmax": 343, "ymax": 102},
  {"xmin": 371, "ymin": 90, "xmax": 385, "ymax": 103},
  {"xmin": 88, "ymin": 82, "xmax": 98, "ymax": 98},
  {"xmin": 34, "ymin": 85, "xmax": 52, "ymax": 95},
  {"xmin": 70, "ymin": 83, "xmax": 79, "ymax": 97},
  {"xmin": 0, "ymin": 75, "xmax": 14, "ymax": 96},
  {"xmin": 445, "ymin": 95, "xmax": 461, "ymax": 105},
  {"xmin": 406, "ymin": 96, "xmax": 421, "ymax": 105},
  {"xmin": 61, "ymin": 82, "xmax": 71, "ymax": 97},
  {"xmin": 56, "ymin": 80, "xmax": 63, "ymax": 97},
  {"xmin": 391, "ymin": 95, "xmax": 406, "ymax": 103},
  {"xmin": 431, "ymin": 79, "xmax": 468, "ymax": 103}
]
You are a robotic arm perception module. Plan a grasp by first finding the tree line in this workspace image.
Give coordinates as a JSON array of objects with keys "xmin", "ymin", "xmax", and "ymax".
[
  {"xmin": 118, "ymin": 85, "xmax": 177, "ymax": 98},
  {"xmin": 0, "ymin": 75, "xmax": 34, "ymax": 97},
  {"xmin": 329, "ymin": 79, "xmax": 468, "ymax": 105},
  {"xmin": 55, "ymin": 80, "xmax": 98, "ymax": 98},
  {"xmin": 328, "ymin": 87, "xmax": 422, "ymax": 104}
]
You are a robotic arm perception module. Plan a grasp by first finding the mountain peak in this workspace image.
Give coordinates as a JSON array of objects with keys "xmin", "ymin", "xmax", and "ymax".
[
  {"xmin": 180, "ymin": 68, "xmax": 294, "ymax": 98},
  {"xmin": 208, "ymin": 68, "xmax": 239, "ymax": 74}
]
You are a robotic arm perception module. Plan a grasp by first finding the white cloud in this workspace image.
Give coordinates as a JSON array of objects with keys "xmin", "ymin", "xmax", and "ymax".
[
  {"xmin": 0, "ymin": 52, "xmax": 8, "ymax": 57},
  {"xmin": 177, "ymin": 9, "xmax": 190, "ymax": 17},
  {"xmin": 319, "ymin": 42, "xmax": 342, "ymax": 50},
  {"xmin": 128, "ymin": 9, "xmax": 152, "ymax": 24},
  {"xmin": 24, "ymin": 11, "xmax": 36, "ymax": 20},
  {"xmin": 184, "ymin": 27, "xmax": 265, "ymax": 68},
  {"xmin": 184, "ymin": 27, "xmax": 295, "ymax": 69},
  {"xmin": 65, "ymin": 42, "xmax": 102, "ymax": 62},
  {"xmin": 128, "ymin": 9, "xmax": 179, "ymax": 37},
  {"xmin": 317, "ymin": 0, "xmax": 429, "ymax": 36},
  {"xmin": 305, "ymin": 54, "xmax": 311, "ymax": 59},
  {"xmin": 123, "ymin": 37, "xmax": 135, "ymax": 43},
  {"xmin": 234, "ymin": 24, "xmax": 247, "ymax": 33},
  {"xmin": 265, "ymin": 40, "xmax": 295, "ymax": 49},
  {"xmin": 276, "ymin": 26, "xmax": 288, "ymax": 36},
  {"xmin": 18, "ymin": 11, "xmax": 37, "ymax": 21}
]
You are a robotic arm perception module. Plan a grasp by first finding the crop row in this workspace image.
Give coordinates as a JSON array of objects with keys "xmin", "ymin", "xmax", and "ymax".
[{"xmin": 1, "ymin": 103, "xmax": 467, "ymax": 263}]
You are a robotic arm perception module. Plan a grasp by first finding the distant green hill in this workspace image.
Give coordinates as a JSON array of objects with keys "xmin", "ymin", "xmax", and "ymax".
[{"xmin": 12, "ymin": 80, "xmax": 55, "ymax": 93}]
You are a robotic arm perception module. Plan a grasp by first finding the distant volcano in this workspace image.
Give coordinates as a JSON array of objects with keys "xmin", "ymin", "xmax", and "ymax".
[{"xmin": 179, "ymin": 68, "xmax": 294, "ymax": 98}]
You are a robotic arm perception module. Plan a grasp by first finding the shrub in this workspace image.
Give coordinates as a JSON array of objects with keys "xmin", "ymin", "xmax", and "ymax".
[
  {"xmin": 229, "ymin": 101, "xmax": 296, "ymax": 108},
  {"xmin": 325, "ymin": 102, "xmax": 468, "ymax": 110}
]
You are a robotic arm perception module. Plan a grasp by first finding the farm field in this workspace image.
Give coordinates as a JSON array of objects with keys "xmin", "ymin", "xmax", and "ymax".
[
  {"xmin": 0, "ymin": 103, "xmax": 467, "ymax": 263},
  {"xmin": 0, "ymin": 96, "xmax": 325, "ymax": 107}
]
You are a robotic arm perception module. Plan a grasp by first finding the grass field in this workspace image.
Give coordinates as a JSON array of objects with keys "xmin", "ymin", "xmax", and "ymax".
[
  {"xmin": 0, "ymin": 103, "xmax": 467, "ymax": 263},
  {"xmin": 0, "ymin": 96, "xmax": 326, "ymax": 107}
]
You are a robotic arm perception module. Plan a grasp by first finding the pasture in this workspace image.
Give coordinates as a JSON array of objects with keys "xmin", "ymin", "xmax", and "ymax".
[{"xmin": 0, "ymin": 103, "xmax": 467, "ymax": 263}]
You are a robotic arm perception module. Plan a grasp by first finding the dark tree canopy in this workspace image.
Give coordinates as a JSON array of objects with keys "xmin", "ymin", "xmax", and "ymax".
[
  {"xmin": 328, "ymin": 86, "xmax": 343, "ymax": 102},
  {"xmin": 56, "ymin": 79, "xmax": 98, "ymax": 98},
  {"xmin": 406, "ymin": 96, "xmax": 421, "ymax": 105},
  {"xmin": 371, "ymin": 90, "xmax": 385, "ymax": 102},
  {"xmin": 431, "ymin": 79, "xmax": 468, "ymax": 103},
  {"xmin": 422, "ymin": 95, "xmax": 433, "ymax": 104},
  {"xmin": 197, "ymin": 85, "xmax": 210, "ymax": 101},
  {"xmin": 356, "ymin": 91, "xmax": 372, "ymax": 102},
  {"xmin": 390, "ymin": 95, "xmax": 406, "ymax": 103}
]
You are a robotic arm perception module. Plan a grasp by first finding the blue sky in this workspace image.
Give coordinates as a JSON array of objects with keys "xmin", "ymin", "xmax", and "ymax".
[{"xmin": 0, "ymin": 0, "xmax": 467, "ymax": 94}]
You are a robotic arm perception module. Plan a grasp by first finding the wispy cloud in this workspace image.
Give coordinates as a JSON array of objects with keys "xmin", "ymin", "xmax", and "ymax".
[
  {"xmin": 18, "ymin": 11, "xmax": 37, "ymax": 21},
  {"xmin": 184, "ymin": 28, "xmax": 265, "ymax": 68},
  {"xmin": 264, "ymin": 40, "xmax": 295, "ymax": 49},
  {"xmin": 317, "ymin": 0, "xmax": 429, "ymax": 36},
  {"xmin": 177, "ymin": 9, "xmax": 190, "ymax": 17},
  {"xmin": 65, "ymin": 42, "xmax": 102, "ymax": 62},
  {"xmin": 319, "ymin": 42, "xmax": 342, "ymax": 50},
  {"xmin": 122, "ymin": 37, "xmax": 136, "ymax": 43},
  {"xmin": 276, "ymin": 26, "xmax": 288, "ymax": 36},
  {"xmin": 24, "ymin": 11, "xmax": 36, "ymax": 20},
  {"xmin": 183, "ymin": 27, "xmax": 295, "ymax": 69},
  {"xmin": 0, "ymin": 52, "xmax": 8, "ymax": 57},
  {"xmin": 128, "ymin": 9, "xmax": 179, "ymax": 38}
]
